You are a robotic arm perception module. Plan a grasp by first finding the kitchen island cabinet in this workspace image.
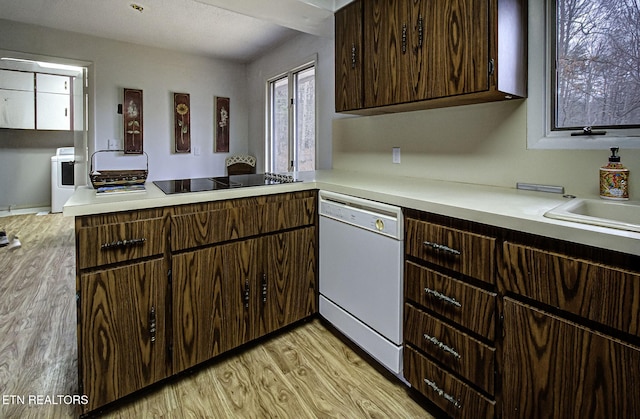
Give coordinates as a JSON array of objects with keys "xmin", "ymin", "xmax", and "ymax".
[
  {"xmin": 75, "ymin": 208, "xmax": 170, "ymax": 414},
  {"xmin": 74, "ymin": 191, "xmax": 317, "ymax": 414}
]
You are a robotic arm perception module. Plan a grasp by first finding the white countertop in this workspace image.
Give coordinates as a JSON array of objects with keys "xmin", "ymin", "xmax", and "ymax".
[{"xmin": 64, "ymin": 170, "xmax": 640, "ymax": 256}]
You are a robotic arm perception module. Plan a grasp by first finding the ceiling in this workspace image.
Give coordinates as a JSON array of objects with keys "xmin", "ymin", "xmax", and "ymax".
[{"xmin": 0, "ymin": 0, "xmax": 351, "ymax": 63}]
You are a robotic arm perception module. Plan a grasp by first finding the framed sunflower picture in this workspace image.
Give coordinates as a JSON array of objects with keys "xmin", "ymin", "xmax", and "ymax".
[
  {"xmin": 214, "ymin": 96, "xmax": 230, "ymax": 153},
  {"xmin": 174, "ymin": 93, "xmax": 191, "ymax": 153}
]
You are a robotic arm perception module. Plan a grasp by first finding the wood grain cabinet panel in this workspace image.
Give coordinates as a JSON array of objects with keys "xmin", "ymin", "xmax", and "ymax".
[
  {"xmin": 171, "ymin": 244, "xmax": 229, "ymax": 372},
  {"xmin": 502, "ymin": 242, "xmax": 640, "ymax": 339},
  {"xmin": 337, "ymin": 0, "xmax": 526, "ymax": 114},
  {"xmin": 172, "ymin": 227, "xmax": 316, "ymax": 372},
  {"xmin": 502, "ymin": 298, "xmax": 640, "ymax": 418},
  {"xmin": 404, "ymin": 346, "xmax": 495, "ymax": 419},
  {"xmin": 76, "ymin": 212, "xmax": 165, "ymax": 269},
  {"xmin": 335, "ymin": 0, "xmax": 363, "ymax": 112},
  {"xmin": 405, "ymin": 261, "xmax": 496, "ymax": 340},
  {"xmin": 79, "ymin": 258, "xmax": 169, "ymax": 413},
  {"xmin": 404, "ymin": 303, "xmax": 495, "ymax": 394},
  {"xmin": 406, "ymin": 218, "xmax": 495, "ymax": 284},
  {"xmin": 170, "ymin": 192, "xmax": 316, "ymax": 251}
]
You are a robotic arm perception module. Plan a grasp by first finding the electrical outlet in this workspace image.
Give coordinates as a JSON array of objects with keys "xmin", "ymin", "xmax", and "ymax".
[
  {"xmin": 193, "ymin": 146, "xmax": 201, "ymax": 156},
  {"xmin": 392, "ymin": 147, "xmax": 401, "ymax": 164},
  {"xmin": 108, "ymin": 139, "xmax": 120, "ymax": 150}
]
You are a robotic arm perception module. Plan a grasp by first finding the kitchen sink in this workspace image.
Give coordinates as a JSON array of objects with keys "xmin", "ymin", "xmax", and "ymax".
[{"xmin": 544, "ymin": 198, "xmax": 640, "ymax": 232}]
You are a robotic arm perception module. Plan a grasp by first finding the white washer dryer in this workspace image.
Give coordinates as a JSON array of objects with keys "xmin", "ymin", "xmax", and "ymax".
[{"xmin": 51, "ymin": 147, "xmax": 75, "ymax": 213}]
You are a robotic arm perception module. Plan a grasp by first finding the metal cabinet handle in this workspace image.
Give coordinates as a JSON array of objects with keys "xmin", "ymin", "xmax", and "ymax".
[
  {"xmin": 351, "ymin": 43, "xmax": 357, "ymax": 68},
  {"xmin": 424, "ymin": 287, "xmax": 462, "ymax": 308},
  {"xmin": 423, "ymin": 241, "xmax": 461, "ymax": 256},
  {"xmin": 424, "ymin": 333, "xmax": 461, "ymax": 359},
  {"xmin": 417, "ymin": 14, "xmax": 424, "ymax": 48},
  {"xmin": 261, "ymin": 274, "xmax": 267, "ymax": 303},
  {"xmin": 424, "ymin": 378, "xmax": 462, "ymax": 409},
  {"xmin": 402, "ymin": 24, "xmax": 408, "ymax": 54},
  {"xmin": 149, "ymin": 306, "xmax": 156, "ymax": 343},
  {"xmin": 101, "ymin": 238, "xmax": 146, "ymax": 250},
  {"xmin": 244, "ymin": 279, "xmax": 250, "ymax": 309}
]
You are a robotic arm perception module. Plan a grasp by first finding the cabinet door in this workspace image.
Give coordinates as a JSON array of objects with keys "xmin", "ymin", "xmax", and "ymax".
[
  {"xmin": 260, "ymin": 227, "xmax": 316, "ymax": 337},
  {"xmin": 502, "ymin": 298, "xmax": 640, "ymax": 418},
  {"xmin": 36, "ymin": 74, "xmax": 71, "ymax": 130},
  {"xmin": 335, "ymin": 0, "xmax": 363, "ymax": 112},
  {"xmin": 79, "ymin": 258, "xmax": 168, "ymax": 413},
  {"xmin": 364, "ymin": 0, "xmax": 403, "ymax": 108},
  {"xmin": 36, "ymin": 73, "xmax": 71, "ymax": 94},
  {"xmin": 429, "ymin": 0, "xmax": 489, "ymax": 99},
  {"xmin": 36, "ymin": 92, "xmax": 71, "ymax": 130},
  {"xmin": 223, "ymin": 238, "xmax": 261, "ymax": 346},
  {"xmin": 172, "ymin": 246, "xmax": 227, "ymax": 372},
  {"xmin": 0, "ymin": 89, "xmax": 35, "ymax": 129},
  {"xmin": 0, "ymin": 69, "xmax": 34, "ymax": 91}
]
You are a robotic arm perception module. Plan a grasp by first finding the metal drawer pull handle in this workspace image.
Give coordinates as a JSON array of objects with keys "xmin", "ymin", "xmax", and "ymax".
[
  {"xmin": 402, "ymin": 23, "xmax": 408, "ymax": 53},
  {"xmin": 424, "ymin": 287, "xmax": 462, "ymax": 308},
  {"xmin": 149, "ymin": 306, "xmax": 156, "ymax": 343},
  {"xmin": 424, "ymin": 378, "xmax": 462, "ymax": 409},
  {"xmin": 101, "ymin": 238, "xmax": 146, "ymax": 250},
  {"xmin": 244, "ymin": 279, "xmax": 250, "ymax": 309},
  {"xmin": 261, "ymin": 274, "xmax": 267, "ymax": 303},
  {"xmin": 423, "ymin": 241, "xmax": 461, "ymax": 255},
  {"xmin": 423, "ymin": 333, "xmax": 461, "ymax": 359},
  {"xmin": 351, "ymin": 43, "xmax": 357, "ymax": 68}
]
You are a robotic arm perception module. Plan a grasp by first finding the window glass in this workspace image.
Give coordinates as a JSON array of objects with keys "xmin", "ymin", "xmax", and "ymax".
[
  {"xmin": 554, "ymin": 0, "xmax": 640, "ymax": 130},
  {"xmin": 294, "ymin": 67, "xmax": 315, "ymax": 171},
  {"xmin": 271, "ymin": 76, "xmax": 289, "ymax": 173},
  {"xmin": 267, "ymin": 61, "xmax": 316, "ymax": 172}
]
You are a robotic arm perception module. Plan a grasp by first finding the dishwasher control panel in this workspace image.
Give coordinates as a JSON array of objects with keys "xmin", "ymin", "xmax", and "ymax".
[{"xmin": 319, "ymin": 190, "xmax": 402, "ymax": 239}]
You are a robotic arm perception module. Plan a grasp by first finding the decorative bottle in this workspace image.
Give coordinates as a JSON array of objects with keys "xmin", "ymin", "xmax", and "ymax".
[{"xmin": 600, "ymin": 147, "xmax": 629, "ymax": 200}]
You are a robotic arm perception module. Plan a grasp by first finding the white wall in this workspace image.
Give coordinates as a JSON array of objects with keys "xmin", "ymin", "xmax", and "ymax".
[
  {"xmin": 332, "ymin": 85, "xmax": 640, "ymax": 200},
  {"xmin": 246, "ymin": 32, "xmax": 337, "ymax": 172},
  {"xmin": 0, "ymin": 19, "xmax": 249, "ymax": 209}
]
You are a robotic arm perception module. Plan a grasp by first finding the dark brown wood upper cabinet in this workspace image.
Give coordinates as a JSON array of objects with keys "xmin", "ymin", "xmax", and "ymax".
[
  {"xmin": 335, "ymin": 0, "xmax": 364, "ymax": 112},
  {"xmin": 336, "ymin": 0, "xmax": 527, "ymax": 114}
]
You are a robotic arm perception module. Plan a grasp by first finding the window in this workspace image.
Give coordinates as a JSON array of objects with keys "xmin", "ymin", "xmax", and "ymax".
[
  {"xmin": 528, "ymin": 0, "xmax": 640, "ymax": 149},
  {"xmin": 266, "ymin": 60, "xmax": 316, "ymax": 172}
]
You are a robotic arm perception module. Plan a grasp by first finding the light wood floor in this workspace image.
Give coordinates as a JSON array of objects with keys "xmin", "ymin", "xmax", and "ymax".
[{"xmin": 0, "ymin": 213, "xmax": 433, "ymax": 419}]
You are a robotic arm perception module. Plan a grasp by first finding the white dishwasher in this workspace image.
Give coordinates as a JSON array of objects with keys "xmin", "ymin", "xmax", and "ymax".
[{"xmin": 318, "ymin": 190, "xmax": 404, "ymax": 376}]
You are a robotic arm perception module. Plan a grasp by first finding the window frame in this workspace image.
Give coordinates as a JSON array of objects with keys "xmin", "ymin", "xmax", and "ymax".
[
  {"xmin": 265, "ymin": 55, "xmax": 318, "ymax": 173},
  {"xmin": 527, "ymin": 0, "xmax": 640, "ymax": 150}
]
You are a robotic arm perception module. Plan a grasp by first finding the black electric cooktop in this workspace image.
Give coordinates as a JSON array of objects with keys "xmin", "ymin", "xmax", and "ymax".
[{"xmin": 153, "ymin": 173, "xmax": 299, "ymax": 195}]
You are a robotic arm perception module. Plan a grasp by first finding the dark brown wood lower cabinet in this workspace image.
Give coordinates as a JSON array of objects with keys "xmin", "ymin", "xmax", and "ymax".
[
  {"xmin": 502, "ymin": 298, "xmax": 640, "ymax": 418},
  {"xmin": 172, "ymin": 227, "xmax": 316, "ymax": 372},
  {"xmin": 79, "ymin": 258, "xmax": 169, "ymax": 413}
]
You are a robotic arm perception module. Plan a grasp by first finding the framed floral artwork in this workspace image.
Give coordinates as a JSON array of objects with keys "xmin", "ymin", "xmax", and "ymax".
[
  {"xmin": 174, "ymin": 93, "xmax": 191, "ymax": 153},
  {"xmin": 215, "ymin": 96, "xmax": 230, "ymax": 153},
  {"xmin": 123, "ymin": 88, "xmax": 143, "ymax": 154}
]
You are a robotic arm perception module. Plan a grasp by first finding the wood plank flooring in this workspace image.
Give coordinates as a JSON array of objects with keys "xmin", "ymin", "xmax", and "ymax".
[{"xmin": 0, "ymin": 213, "xmax": 433, "ymax": 419}]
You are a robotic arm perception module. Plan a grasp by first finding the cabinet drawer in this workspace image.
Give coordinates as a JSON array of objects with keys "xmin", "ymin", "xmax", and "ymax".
[
  {"xmin": 502, "ymin": 242, "xmax": 640, "ymax": 338},
  {"xmin": 404, "ymin": 304, "xmax": 495, "ymax": 394},
  {"xmin": 406, "ymin": 218, "xmax": 495, "ymax": 284},
  {"xmin": 405, "ymin": 261, "xmax": 496, "ymax": 340},
  {"xmin": 404, "ymin": 346, "xmax": 495, "ymax": 419},
  {"xmin": 171, "ymin": 192, "xmax": 316, "ymax": 251},
  {"xmin": 77, "ymin": 216, "xmax": 165, "ymax": 269}
]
